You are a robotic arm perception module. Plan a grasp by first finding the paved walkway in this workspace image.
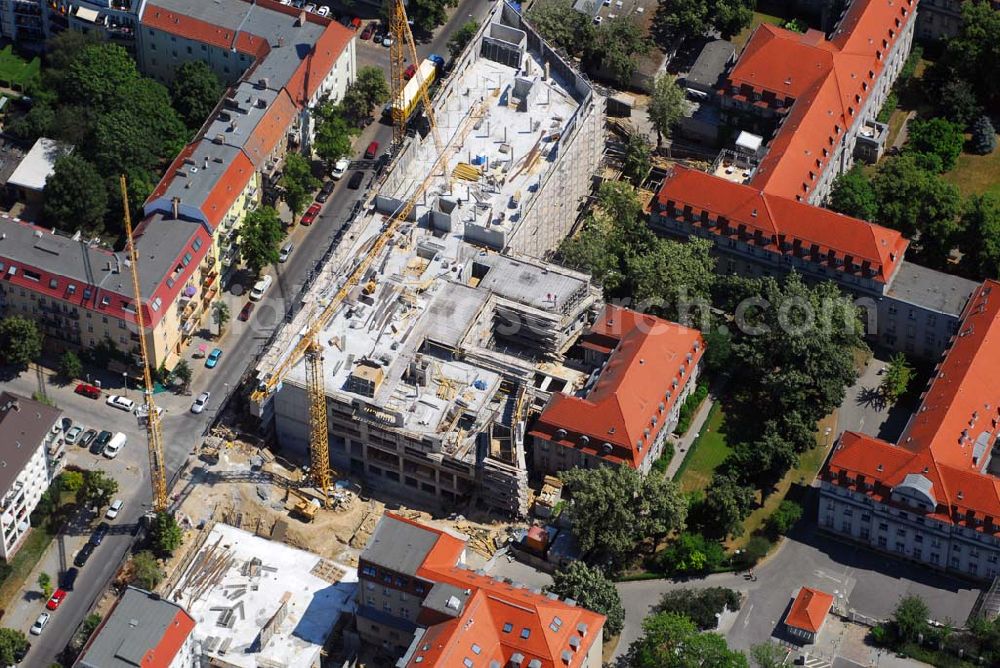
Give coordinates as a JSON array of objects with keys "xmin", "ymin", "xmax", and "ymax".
[{"xmin": 664, "ymin": 394, "xmax": 716, "ymax": 479}]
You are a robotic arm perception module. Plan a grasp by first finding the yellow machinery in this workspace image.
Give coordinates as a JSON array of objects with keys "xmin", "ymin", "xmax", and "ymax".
[
  {"xmin": 288, "ymin": 487, "xmax": 318, "ymax": 522},
  {"xmin": 119, "ymin": 175, "xmax": 169, "ymax": 513},
  {"xmin": 389, "ymin": 0, "xmax": 443, "ymax": 153}
]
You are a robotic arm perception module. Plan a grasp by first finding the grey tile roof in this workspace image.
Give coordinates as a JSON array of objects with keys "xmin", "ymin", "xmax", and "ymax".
[
  {"xmin": 78, "ymin": 587, "xmax": 191, "ymax": 668},
  {"xmin": 133, "ymin": 214, "xmax": 205, "ymax": 300},
  {"xmin": 361, "ymin": 515, "xmax": 442, "ymax": 577},
  {"xmin": 0, "ymin": 392, "xmax": 60, "ymax": 496},
  {"xmin": 887, "ymin": 261, "xmax": 978, "ymax": 317},
  {"xmin": 422, "ymin": 582, "xmax": 470, "ymax": 618},
  {"xmin": 687, "ymin": 40, "xmax": 736, "ymax": 92}
]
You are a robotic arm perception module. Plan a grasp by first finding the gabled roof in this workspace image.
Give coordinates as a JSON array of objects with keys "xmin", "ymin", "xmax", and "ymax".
[
  {"xmin": 365, "ymin": 515, "xmax": 605, "ymax": 668},
  {"xmin": 785, "ymin": 587, "xmax": 833, "ymax": 633},
  {"xmin": 529, "ymin": 305, "xmax": 703, "ymax": 468},
  {"xmin": 828, "ymin": 280, "xmax": 1000, "ymax": 530},
  {"xmin": 655, "ymin": 165, "xmax": 908, "ymax": 284}
]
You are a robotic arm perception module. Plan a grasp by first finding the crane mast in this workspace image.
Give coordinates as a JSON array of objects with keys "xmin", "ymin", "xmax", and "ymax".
[{"xmin": 119, "ymin": 175, "xmax": 169, "ymax": 513}]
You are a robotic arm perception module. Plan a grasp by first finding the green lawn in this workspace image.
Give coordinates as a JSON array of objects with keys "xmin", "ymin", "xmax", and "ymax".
[
  {"xmin": 0, "ymin": 45, "xmax": 40, "ymax": 92},
  {"xmin": 732, "ymin": 12, "xmax": 785, "ymax": 48},
  {"xmin": 0, "ymin": 525, "xmax": 56, "ymax": 612},
  {"xmin": 673, "ymin": 403, "xmax": 732, "ymax": 493},
  {"xmin": 943, "ymin": 141, "xmax": 1000, "ymax": 199}
]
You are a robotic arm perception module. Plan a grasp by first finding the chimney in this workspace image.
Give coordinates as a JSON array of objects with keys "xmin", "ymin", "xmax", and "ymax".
[
  {"xmin": 203, "ymin": 157, "xmax": 209, "ymax": 170},
  {"xmin": 171, "ymin": 197, "xmax": 181, "ymax": 219}
]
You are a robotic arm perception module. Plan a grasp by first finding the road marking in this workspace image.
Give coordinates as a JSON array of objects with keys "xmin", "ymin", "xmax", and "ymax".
[
  {"xmin": 742, "ymin": 603, "xmax": 754, "ymax": 627},
  {"xmin": 814, "ymin": 569, "xmax": 843, "ymax": 583}
]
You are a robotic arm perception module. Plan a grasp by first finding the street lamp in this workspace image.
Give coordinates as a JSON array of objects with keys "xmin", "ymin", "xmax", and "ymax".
[{"xmin": 123, "ymin": 371, "xmax": 128, "ymax": 397}]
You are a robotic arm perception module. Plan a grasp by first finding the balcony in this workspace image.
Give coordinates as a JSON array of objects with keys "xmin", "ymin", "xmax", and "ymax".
[{"xmin": 202, "ymin": 270, "xmax": 219, "ymax": 288}]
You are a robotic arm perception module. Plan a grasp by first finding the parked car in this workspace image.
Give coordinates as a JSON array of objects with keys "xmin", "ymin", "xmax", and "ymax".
[
  {"xmin": 64, "ymin": 426, "xmax": 83, "ymax": 445},
  {"xmin": 347, "ymin": 171, "xmax": 364, "ymax": 189},
  {"xmin": 78, "ymin": 428, "xmax": 97, "ymax": 449},
  {"xmin": 301, "ymin": 202, "xmax": 321, "ymax": 226},
  {"xmin": 103, "ymin": 432, "xmax": 126, "ymax": 459},
  {"xmin": 45, "ymin": 589, "xmax": 67, "ymax": 611},
  {"xmin": 190, "ymin": 391, "xmax": 211, "ymax": 414},
  {"xmin": 404, "ymin": 63, "xmax": 417, "ymax": 80},
  {"xmin": 30, "ymin": 612, "xmax": 50, "ymax": 635},
  {"xmin": 364, "ymin": 141, "xmax": 379, "ymax": 160},
  {"xmin": 106, "ymin": 395, "xmax": 135, "ymax": 412},
  {"xmin": 205, "ymin": 347, "xmax": 224, "ymax": 368},
  {"xmin": 92, "ymin": 430, "xmax": 113, "ymax": 455},
  {"xmin": 91, "ymin": 522, "xmax": 110, "ymax": 545},
  {"xmin": 13, "ymin": 642, "xmax": 28, "ymax": 663},
  {"xmin": 61, "ymin": 417, "xmax": 73, "ymax": 431},
  {"xmin": 382, "ymin": 34, "xmax": 393, "ymax": 47},
  {"xmin": 74, "ymin": 543, "xmax": 94, "ymax": 567},
  {"xmin": 239, "ymin": 301, "xmax": 255, "ymax": 321},
  {"xmin": 428, "ymin": 54, "xmax": 446, "ymax": 70},
  {"xmin": 373, "ymin": 30, "xmax": 384, "ymax": 43},
  {"xmin": 361, "ymin": 22, "xmax": 375, "ymax": 40},
  {"xmin": 304, "ymin": 2, "xmax": 316, "ymax": 11},
  {"xmin": 279, "ymin": 242, "xmax": 294, "ymax": 263},
  {"xmin": 106, "ymin": 499, "xmax": 124, "ymax": 520},
  {"xmin": 61, "ymin": 568, "xmax": 79, "ymax": 591},
  {"xmin": 317, "ymin": 180, "xmax": 335, "ymax": 202},
  {"xmin": 249, "ymin": 275, "xmax": 272, "ymax": 301},
  {"xmin": 75, "ymin": 383, "xmax": 101, "ymax": 399},
  {"xmin": 351, "ymin": 17, "xmax": 362, "ymax": 30},
  {"xmin": 317, "ymin": 5, "xmax": 329, "ymax": 16},
  {"xmin": 331, "ymin": 158, "xmax": 349, "ymax": 180}
]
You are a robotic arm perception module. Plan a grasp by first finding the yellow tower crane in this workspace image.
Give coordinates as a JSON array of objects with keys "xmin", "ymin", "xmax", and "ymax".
[
  {"xmin": 119, "ymin": 175, "xmax": 169, "ymax": 513},
  {"xmin": 389, "ymin": 0, "xmax": 443, "ymax": 154}
]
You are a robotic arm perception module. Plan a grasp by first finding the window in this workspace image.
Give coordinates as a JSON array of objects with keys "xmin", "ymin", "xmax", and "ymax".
[
  {"xmin": 383, "ymin": 601, "xmax": 391, "ymax": 612},
  {"xmin": 895, "ymin": 542, "xmax": 905, "ymax": 553},
  {"xmin": 878, "ymin": 536, "xmax": 887, "ymax": 547},
  {"xmin": 879, "ymin": 522, "xmax": 888, "ymax": 532},
  {"xmin": 193, "ymin": 237, "xmax": 203, "ymax": 251},
  {"xmin": 23, "ymin": 269, "xmax": 40, "ymax": 282},
  {"xmin": 361, "ymin": 565, "xmax": 376, "ymax": 577},
  {"xmin": 520, "ymin": 628, "xmax": 531, "ymax": 640},
  {"xmin": 502, "ymin": 623, "xmax": 513, "ymax": 633},
  {"xmin": 931, "ymin": 553, "xmax": 939, "ymax": 564},
  {"xmin": 471, "ymin": 644, "xmax": 482, "ymax": 655},
  {"xmin": 118, "ymin": 319, "xmax": 126, "ymax": 329}
]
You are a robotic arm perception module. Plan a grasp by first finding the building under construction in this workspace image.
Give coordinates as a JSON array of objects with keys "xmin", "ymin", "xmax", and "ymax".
[{"xmin": 254, "ymin": 3, "xmax": 604, "ymax": 518}]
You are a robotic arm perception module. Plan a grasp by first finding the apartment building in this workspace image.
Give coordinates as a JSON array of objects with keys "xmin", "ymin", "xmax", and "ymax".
[
  {"xmin": 0, "ymin": 0, "xmax": 355, "ymax": 368},
  {"xmin": 0, "ymin": 392, "xmax": 60, "ymax": 560},
  {"xmin": 0, "ymin": 0, "xmax": 142, "ymax": 44},
  {"xmin": 530, "ymin": 305, "xmax": 704, "ymax": 475},
  {"xmin": 650, "ymin": 0, "xmax": 981, "ymax": 360},
  {"xmin": 820, "ymin": 280, "xmax": 1000, "ymax": 580},
  {"xmin": 917, "ymin": 0, "xmax": 999, "ymax": 40},
  {"xmin": 76, "ymin": 586, "xmax": 196, "ymax": 668},
  {"xmin": 358, "ymin": 514, "xmax": 605, "ymax": 667}
]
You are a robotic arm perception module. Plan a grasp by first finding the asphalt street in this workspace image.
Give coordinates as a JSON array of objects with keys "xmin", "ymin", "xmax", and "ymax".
[{"xmin": 1, "ymin": 2, "xmax": 501, "ymax": 665}]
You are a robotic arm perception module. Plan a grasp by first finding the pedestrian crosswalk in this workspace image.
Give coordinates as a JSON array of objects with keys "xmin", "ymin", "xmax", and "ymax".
[{"xmin": 801, "ymin": 656, "xmax": 832, "ymax": 668}]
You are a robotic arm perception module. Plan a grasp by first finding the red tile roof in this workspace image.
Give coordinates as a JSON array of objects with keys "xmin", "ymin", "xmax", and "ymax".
[
  {"xmin": 143, "ymin": 5, "xmax": 266, "ymax": 56},
  {"xmin": 143, "ymin": 609, "xmax": 196, "ymax": 668},
  {"xmin": 374, "ymin": 514, "xmax": 604, "ymax": 668},
  {"xmin": 529, "ymin": 305, "xmax": 703, "ymax": 468},
  {"xmin": 286, "ymin": 18, "xmax": 355, "ymax": 106},
  {"xmin": 655, "ymin": 165, "xmax": 908, "ymax": 284},
  {"xmin": 785, "ymin": 587, "xmax": 833, "ymax": 634},
  {"xmin": 200, "ymin": 151, "xmax": 256, "ymax": 227},
  {"xmin": 242, "ymin": 89, "xmax": 298, "ymax": 167},
  {"xmin": 828, "ymin": 280, "xmax": 1000, "ymax": 531},
  {"xmin": 725, "ymin": 0, "xmax": 917, "ymax": 199}
]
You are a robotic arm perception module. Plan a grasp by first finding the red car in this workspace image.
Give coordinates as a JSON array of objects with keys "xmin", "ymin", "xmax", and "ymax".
[
  {"xmin": 238, "ymin": 301, "xmax": 255, "ymax": 322},
  {"xmin": 46, "ymin": 589, "xmax": 67, "ymax": 610},
  {"xmin": 404, "ymin": 63, "xmax": 417, "ymax": 80},
  {"xmin": 361, "ymin": 23, "xmax": 374, "ymax": 40},
  {"xmin": 364, "ymin": 141, "xmax": 379, "ymax": 160},
  {"xmin": 301, "ymin": 202, "xmax": 321, "ymax": 226},
  {"xmin": 75, "ymin": 383, "xmax": 101, "ymax": 399}
]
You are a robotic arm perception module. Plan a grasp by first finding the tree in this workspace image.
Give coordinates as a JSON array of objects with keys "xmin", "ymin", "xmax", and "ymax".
[
  {"xmin": 527, "ymin": 0, "xmax": 595, "ymax": 58},
  {"xmin": 448, "ymin": 20, "xmax": 479, "ymax": 58},
  {"xmin": 971, "ymin": 115, "xmax": 997, "ymax": 155},
  {"xmin": 279, "ymin": 152, "xmax": 320, "ymax": 220},
  {"xmin": 740, "ymin": 535, "xmax": 772, "ymax": 567},
  {"xmin": 559, "ymin": 464, "xmax": 687, "ymax": 565},
  {"xmin": 212, "ymin": 301, "xmax": 230, "ymax": 338},
  {"xmin": 892, "ymin": 595, "xmax": 930, "ymax": 644},
  {"xmin": 696, "ymin": 474, "xmax": 755, "ymax": 538},
  {"xmin": 313, "ymin": 104, "xmax": 358, "ymax": 166},
  {"xmin": 628, "ymin": 612, "xmax": 748, "ymax": 668},
  {"xmin": 61, "ymin": 469, "xmax": 85, "ymax": 492},
  {"xmin": 342, "ymin": 66, "xmax": 391, "ymax": 121},
  {"xmin": 960, "ymin": 193, "xmax": 1000, "ymax": 278},
  {"xmin": 828, "ymin": 167, "xmax": 877, "ymax": 220},
  {"xmin": 905, "ymin": 117, "xmax": 964, "ymax": 172},
  {"xmin": 0, "ymin": 628, "xmax": 30, "ymax": 667},
  {"xmin": 713, "ymin": 0, "xmax": 754, "ymax": 38},
  {"xmin": 622, "ymin": 133, "xmax": 651, "ymax": 183},
  {"xmin": 648, "ymin": 73, "xmax": 687, "ymax": 148},
  {"xmin": 79, "ymin": 470, "xmax": 119, "ymax": 510},
  {"xmin": 880, "ymin": 352, "xmax": 913, "ymax": 402},
  {"xmin": 766, "ymin": 500, "xmax": 803, "ymax": 536},
  {"xmin": 170, "ymin": 60, "xmax": 223, "ymax": 129},
  {"xmin": 872, "ymin": 156, "xmax": 962, "ymax": 265},
  {"xmin": 658, "ymin": 532, "xmax": 725, "ymax": 575},
  {"xmin": 656, "ymin": 588, "xmax": 742, "ymax": 630},
  {"xmin": 149, "ymin": 511, "xmax": 183, "ymax": 556},
  {"xmin": 407, "ymin": 0, "xmax": 457, "ymax": 34},
  {"xmin": 939, "ymin": 1, "xmax": 1000, "ymax": 110},
  {"xmin": 38, "ymin": 572, "xmax": 53, "ymax": 599},
  {"xmin": 240, "ymin": 206, "xmax": 285, "ymax": 277},
  {"xmin": 43, "ymin": 154, "xmax": 109, "ymax": 234},
  {"xmin": 750, "ymin": 642, "xmax": 788, "ymax": 668},
  {"xmin": 659, "ymin": 0, "xmax": 710, "ymax": 38},
  {"xmin": 547, "ymin": 562, "xmax": 625, "ymax": 635},
  {"xmin": 933, "ymin": 79, "xmax": 982, "ymax": 129},
  {"xmin": 173, "ymin": 359, "xmax": 192, "ymax": 392},
  {"xmin": 0, "ymin": 316, "xmax": 43, "ymax": 367},
  {"xmin": 589, "ymin": 17, "xmax": 650, "ymax": 87},
  {"xmin": 58, "ymin": 350, "xmax": 84, "ymax": 381},
  {"xmin": 130, "ymin": 551, "xmax": 164, "ymax": 590}
]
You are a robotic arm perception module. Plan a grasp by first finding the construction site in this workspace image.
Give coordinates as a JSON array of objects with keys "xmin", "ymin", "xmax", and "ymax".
[{"xmin": 251, "ymin": 3, "xmax": 606, "ymax": 519}]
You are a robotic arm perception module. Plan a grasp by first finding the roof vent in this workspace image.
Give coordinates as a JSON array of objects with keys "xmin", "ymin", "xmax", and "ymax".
[
  {"xmin": 876, "ymin": 464, "xmax": 883, "ymax": 472},
  {"xmin": 958, "ymin": 491, "xmax": 964, "ymax": 500},
  {"xmin": 751, "ymin": 208, "xmax": 758, "ymax": 217}
]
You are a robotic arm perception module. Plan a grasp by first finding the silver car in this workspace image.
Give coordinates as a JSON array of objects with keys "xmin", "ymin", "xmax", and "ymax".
[
  {"xmin": 190, "ymin": 391, "xmax": 211, "ymax": 414},
  {"xmin": 30, "ymin": 612, "xmax": 49, "ymax": 635}
]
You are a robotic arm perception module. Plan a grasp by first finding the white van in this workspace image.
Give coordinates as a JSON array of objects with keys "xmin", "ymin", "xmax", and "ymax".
[
  {"xmin": 103, "ymin": 432, "xmax": 126, "ymax": 459},
  {"xmin": 250, "ymin": 274, "xmax": 273, "ymax": 301}
]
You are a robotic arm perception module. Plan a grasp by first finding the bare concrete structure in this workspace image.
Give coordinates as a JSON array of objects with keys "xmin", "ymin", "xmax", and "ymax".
[{"xmin": 254, "ymin": 3, "xmax": 605, "ymax": 518}]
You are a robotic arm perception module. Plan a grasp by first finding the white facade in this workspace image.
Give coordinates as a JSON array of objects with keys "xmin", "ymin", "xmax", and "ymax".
[{"xmin": 0, "ymin": 418, "xmax": 57, "ymax": 560}]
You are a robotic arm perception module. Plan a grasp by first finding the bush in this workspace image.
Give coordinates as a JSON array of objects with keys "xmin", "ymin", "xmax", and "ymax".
[
  {"xmin": 130, "ymin": 551, "xmax": 163, "ymax": 590},
  {"xmin": 736, "ymin": 535, "xmax": 772, "ymax": 568},
  {"xmin": 674, "ymin": 383, "xmax": 709, "ymax": 435},
  {"xmin": 877, "ymin": 91, "xmax": 898, "ymax": 123},
  {"xmin": 57, "ymin": 351, "xmax": 83, "ymax": 381},
  {"xmin": 898, "ymin": 45, "xmax": 923, "ymax": 84},
  {"xmin": 657, "ymin": 532, "xmax": 727, "ymax": 575},
  {"xmin": 656, "ymin": 587, "xmax": 742, "ymax": 630},
  {"xmin": 971, "ymin": 115, "xmax": 997, "ymax": 155},
  {"xmin": 765, "ymin": 500, "xmax": 803, "ymax": 537},
  {"xmin": 650, "ymin": 441, "xmax": 676, "ymax": 475}
]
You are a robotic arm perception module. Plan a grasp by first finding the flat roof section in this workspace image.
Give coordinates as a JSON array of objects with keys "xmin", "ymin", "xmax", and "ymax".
[
  {"xmin": 7, "ymin": 138, "xmax": 72, "ymax": 193},
  {"xmin": 886, "ymin": 260, "xmax": 979, "ymax": 316}
]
